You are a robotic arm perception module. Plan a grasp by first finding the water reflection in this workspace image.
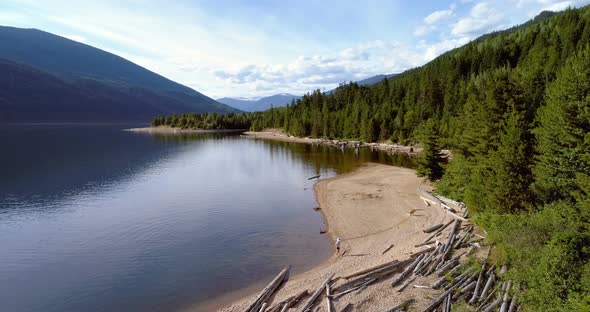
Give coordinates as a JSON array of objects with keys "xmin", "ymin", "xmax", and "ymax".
[{"xmin": 0, "ymin": 125, "xmax": 414, "ymax": 312}]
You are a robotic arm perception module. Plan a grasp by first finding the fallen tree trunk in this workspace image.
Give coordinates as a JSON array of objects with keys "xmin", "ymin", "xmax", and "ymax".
[
  {"xmin": 423, "ymin": 223, "xmax": 444, "ymax": 233},
  {"xmin": 391, "ymin": 254, "xmax": 425, "ymax": 287},
  {"xmin": 299, "ymin": 273, "xmax": 334, "ymax": 312},
  {"xmin": 244, "ymin": 266, "xmax": 290, "ymax": 312},
  {"xmin": 446, "ymin": 210, "xmax": 468, "ymax": 221},
  {"xmin": 422, "ymin": 287, "xmax": 455, "ymax": 312},
  {"xmin": 342, "ymin": 259, "xmax": 400, "ymax": 280},
  {"xmin": 478, "ymin": 273, "xmax": 496, "ymax": 303},
  {"xmin": 325, "ymin": 283, "xmax": 332, "ymax": 312},
  {"xmin": 268, "ymin": 290, "xmax": 309, "ymax": 312}
]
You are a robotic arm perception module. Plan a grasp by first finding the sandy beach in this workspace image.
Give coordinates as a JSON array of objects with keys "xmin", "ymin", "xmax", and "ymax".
[
  {"xmin": 216, "ymin": 163, "xmax": 457, "ymax": 312},
  {"xmin": 126, "ymin": 126, "xmax": 247, "ymax": 134}
]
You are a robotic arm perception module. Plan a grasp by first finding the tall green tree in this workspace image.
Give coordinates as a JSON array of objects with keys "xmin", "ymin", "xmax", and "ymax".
[
  {"xmin": 416, "ymin": 119, "xmax": 445, "ymax": 180},
  {"xmin": 534, "ymin": 46, "xmax": 590, "ymax": 203}
]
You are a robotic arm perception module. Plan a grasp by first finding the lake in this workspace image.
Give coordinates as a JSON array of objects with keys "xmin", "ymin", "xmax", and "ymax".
[{"xmin": 0, "ymin": 124, "xmax": 414, "ymax": 312}]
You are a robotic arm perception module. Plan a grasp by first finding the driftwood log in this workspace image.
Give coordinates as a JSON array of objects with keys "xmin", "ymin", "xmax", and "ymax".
[
  {"xmin": 391, "ymin": 254, "xmax": 424, "ymax": 287},
  {"xmin": 423, "ymin": 223, "xmax": 444, "ymax": 233},
  {"xmin": 244, "ymin": 266, "xmax": 290, "ymax": 312},
  {"xmin": 299, "ymin": 273, "xmax": 334, "ymax": 312}
]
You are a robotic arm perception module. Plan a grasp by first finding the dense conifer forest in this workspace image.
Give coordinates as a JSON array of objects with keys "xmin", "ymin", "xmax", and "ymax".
[{"xmin": 154, "ymin": 7, "xmax": 590, "ymax": 310}]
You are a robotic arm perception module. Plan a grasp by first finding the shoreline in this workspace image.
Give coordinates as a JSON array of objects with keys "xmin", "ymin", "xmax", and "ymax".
[
  {"xmin": 125, "ymin": 126, "xmax": 247, "ymax": 134},
  {"xmin": 243, "ymin": 129, "xmax": 423, "ymax": 155},
  {"xmin": 211, "ymin": 163, "xmax": 458, "ymax": 312}
]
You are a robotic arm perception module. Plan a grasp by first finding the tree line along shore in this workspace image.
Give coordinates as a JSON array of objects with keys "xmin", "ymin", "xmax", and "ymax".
[{"xmin": 156, "ymin": 7, "xmax": 589, "ymax": 311}]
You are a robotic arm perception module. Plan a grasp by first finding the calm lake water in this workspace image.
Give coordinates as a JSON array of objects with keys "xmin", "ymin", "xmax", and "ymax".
[{"xmin": 0, "ymin": 124, "xmax": 414, "ymax": 312}]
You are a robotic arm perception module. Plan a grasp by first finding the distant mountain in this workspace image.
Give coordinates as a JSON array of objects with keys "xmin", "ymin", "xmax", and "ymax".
[
  {"xmin": 219, "ymin": 74, "xmax": 397, "ymax": 112},
  {"xmin": 325, "ymin": 73, "xmax": 398, "ymax": 94},
  {"xmin": 218, "ymin": 93, "xmax": 300, "ymax": 112},
  {"xmin": 0, "ymin": 26, "xmax": 237, "ymax": 122},
  {"xmin": 355, "ymin": 73, "xmax": 398, "ymax": 86}
]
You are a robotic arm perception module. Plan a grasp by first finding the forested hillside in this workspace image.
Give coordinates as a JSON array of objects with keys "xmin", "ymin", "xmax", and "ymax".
[
  {"xmin": 0, "ymin": 26, "xmax": 236, "ymax": 122},
  {"xmin": 154, "ymin": 7, "xmax": 590, "ymax": 310}
]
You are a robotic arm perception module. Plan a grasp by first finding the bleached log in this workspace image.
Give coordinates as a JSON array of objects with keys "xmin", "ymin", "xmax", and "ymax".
[
  {"xmin": 444, "ymin": 293, "xmax": 453, "ymax": 312},
  {"xmin": 423, "ymin": 220, "xmax": 454, "ymax": 243},
  {"xmin": 446, "ymin": 268, "xmax": 475, "ymax": 290},
  {"xmin": 478, "ymin": 273, "xmax": 495, "ymax": 303},
  {"xmin": 432, "ymin": 275, "xmax": 449, "ymax": 290},
  {"xmin": 422, "ymin": 287, "xmax": 455, "ymax": 312},
  {"xmin": 259, "ymin": 303, "xmax": 268, "ymax": 312},
  {"xmin": 446, "ymin": 209, "xmax": 468, "ymax": 221},
  {"xmin": 299, "ymin": 273, "xmax": 334, "ymax": 312},
  {"xmin": 410, "ymin": 246, "xmax": 436, "ymax": 258},
  {"xmin": 325, "ymin": 283, "xmax": 332, "ymax": 312},
  {"xmin": 397, "ymin": 276, "xmax": 417, "ymax": 292},
  {"xmin": 413, "ymin": 251, "xmax": 432, "ymax": 273},
  {"xmin": 330, "ymin": 285, "xmax": 362, "ymax": 299},
  {"xmin": 244, "ymin": 266, "xmax": 290, "ymax": 312},
  {"xmin": 342, "ymin": 259, "xmax": 399, "ymax": 279},
  {"xmin": 426, "ymin": 256, "xmax": 444, "ymax": 275},
  {"xmin": 500, "ymin": 281, "xmax": 512, "ymax": 312},
  {"xmin": 391, "ymin": 254, "xmax": 425, "ymax": 287},
  {"xmin": 337, "ymin": 260, "xmax": 409, "ymax": 292},
  {"xmin": 460, "ymin": 280, "xmax": 477, "ymax": 293},
  {"xmin": 469, "ymin": 245, "xmax": 491, "ymax": 304},
  {"xmin": 456, "ymin": 273, "xmax": 477, "ymax": 292},
  {"xmin": 269, "ymin": 290, "xmax": 309, "ymax": 312},
  {"xmin": 478, "ymin": 283, "xmax": 499, "ymax": 310},
  {"xmin": 483, "ymin": 298, "xmax": 502, "ymax": 312},
  {"xmin": 507, "ymin": 293, "xmax": 518, "ymax": 312},
  {"xmin": 435, "ymin": 259, "xmax": 459, "ymax": 277},
  {"xmin": 415, "ymin": 240, "xmax": 436, "ymax": 247},
  {"xmin": 423, "ymin": 223, "xmax": 444, "ymax": 233}
]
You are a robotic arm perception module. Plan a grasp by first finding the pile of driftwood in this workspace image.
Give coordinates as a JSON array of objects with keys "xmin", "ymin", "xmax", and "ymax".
[
  {"xmin": 409, "ymin": 194, "xmax": 520, "ymax": 312},
  {"xmin": 243, "ymin": 193, "xmax": 518, "ymax": 311}
]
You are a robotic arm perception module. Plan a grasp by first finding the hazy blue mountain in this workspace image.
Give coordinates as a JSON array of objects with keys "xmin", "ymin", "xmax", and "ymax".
[
  {"xmin": 325, "ymin": 73, "xmax": 398, "ymax": 95},
  {"xmin": 355, "ymin": 73, "xmax": 398, "ymax": 86},
  {"xmin": 0, "ymin": 26, "xmax": 237, "ymax": 122},
  {"xmin": 218, "ymin": 93, "xmax": 300, "ymax": 112}
]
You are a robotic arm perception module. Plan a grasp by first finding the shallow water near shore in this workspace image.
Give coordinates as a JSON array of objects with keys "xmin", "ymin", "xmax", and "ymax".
[{"xmin": 0, "ymin": 124, "xmax": 414, "ymax": 312}]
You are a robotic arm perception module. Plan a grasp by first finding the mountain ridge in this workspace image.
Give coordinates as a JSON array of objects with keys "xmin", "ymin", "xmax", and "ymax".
[
  {"xmin": 218, "ymin": 93, "xmax": 301, "ymax": 112},
  {"xmin": 0, "ymin": 26, "xmax": 238, "ymax": 122}
]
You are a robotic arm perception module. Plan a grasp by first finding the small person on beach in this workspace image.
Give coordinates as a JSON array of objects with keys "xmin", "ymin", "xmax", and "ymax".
[{"xmin": 335, "ymin": 237, "xmax": 342, "ymax": 253}]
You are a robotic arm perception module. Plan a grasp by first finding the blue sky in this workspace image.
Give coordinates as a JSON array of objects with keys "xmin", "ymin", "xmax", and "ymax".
[{"xmin": 1, "ymin": 0, "xmax": 589, "ymax": 98}]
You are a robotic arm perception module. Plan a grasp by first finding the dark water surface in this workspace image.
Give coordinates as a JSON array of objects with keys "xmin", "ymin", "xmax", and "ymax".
[{"xmin": 0, "ymin": 124, "xmax": 414, "ymax": 312}]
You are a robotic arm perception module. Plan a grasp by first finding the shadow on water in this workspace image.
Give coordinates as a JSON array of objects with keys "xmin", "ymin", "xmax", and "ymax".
[{"xmin": 253, "ymin": 138, "xmax": 417, "ymax": 174}]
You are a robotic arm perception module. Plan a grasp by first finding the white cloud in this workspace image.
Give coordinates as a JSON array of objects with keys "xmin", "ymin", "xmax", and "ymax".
[
  {"xmin": 424, "ymin": 9, "xmax": 454, "ymax": 25},
  {"xmin": 210, "ymin": 40, "xmax": 430, "ymax": 96},
  {"xmin": 542, "ymin": 1, "xmax": 574, "ymax": 11},
  {"xmin": 421, "ymin": 37, "xmax": 471, "ymax": 60},
  {"xmin": 452, "ymin": 2, "xmax": 507, "ymax": 36},
  {"xmin": 415, "ymin": 5, "xmax": 455, "ymax": 36}
]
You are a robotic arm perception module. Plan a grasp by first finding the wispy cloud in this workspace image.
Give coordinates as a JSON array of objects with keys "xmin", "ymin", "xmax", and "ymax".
[
  {"xmin": 1, "ymin": 0, "xmax": 589, "ymax": 98},
  {"xmin": 452, "ymin": 2, "xmax": 507, "ymax": 36}
]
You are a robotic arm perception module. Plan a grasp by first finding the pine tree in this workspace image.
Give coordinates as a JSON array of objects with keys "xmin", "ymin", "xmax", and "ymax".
[
  {"xmin": 416, "ymin": 119, "xmax": 445, "ymax": 180},
  {"xmin": 534, "ymin": 46, "xmax": 590, "ymax": 203},
  {"xmin": 483, "ymin": 108, "xmax": 534, "ymax": 212}
]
